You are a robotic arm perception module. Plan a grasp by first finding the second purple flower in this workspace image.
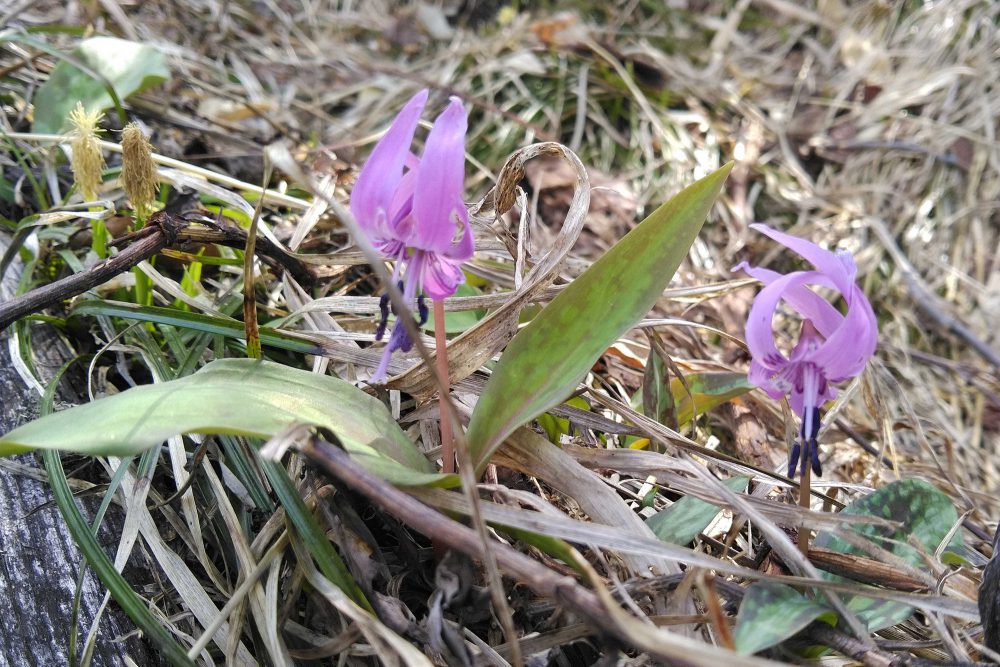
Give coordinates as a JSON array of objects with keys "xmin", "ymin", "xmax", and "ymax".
[
  {"xmin": 350, "ymin": 90, "xmax": 473, "ymax": 383},
  {"xmin": 735, "ymin": 224, "xmax": 878, "ymax": 478}
]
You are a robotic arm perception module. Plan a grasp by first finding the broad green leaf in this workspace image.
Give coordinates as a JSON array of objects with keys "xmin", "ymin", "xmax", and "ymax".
[
  {"xmin": 32, "ymin": 36, "xmax": 170, "ymax": 134},
  {"xmin": 815, "ymin": 479, "xmax": 961, "ymax": 631},
  {"xmin": 671, "ymin": 372, "xmax": 754, "ymax": 425},
  {"xmin": 0, "ymin": 359, "xmax": 450, "ymax": 487},
  {"xmin": 466, "ymin": 163, "xmax": 733, "ymax": 472},
  {"xmin": 647, "ymin": 476, "xmax": 748, "ymax": 545},
  {"xmin": 734, "ymin": 582, "xmax": 836, "ymax": 654},
  {"xmin": 633, "ymin": 371, "xmax": 754, "ymax": 428}
]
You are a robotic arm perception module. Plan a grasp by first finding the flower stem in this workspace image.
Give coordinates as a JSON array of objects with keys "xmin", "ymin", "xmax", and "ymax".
[
  {"xmin": 433, "ymin": 299, "xmax": 454, "ymax": 474},
  {"xmin": 798, "ymin": 465, "xmax": 811, "ymax": 557}
]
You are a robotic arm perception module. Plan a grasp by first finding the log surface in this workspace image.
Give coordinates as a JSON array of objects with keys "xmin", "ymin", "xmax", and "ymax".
[{"xmin": 0, "ymin": 234, "xmax": 154, "ymax": 666}]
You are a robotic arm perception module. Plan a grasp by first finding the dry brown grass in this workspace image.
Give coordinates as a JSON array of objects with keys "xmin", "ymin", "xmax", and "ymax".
[{"xmin": 1, "ymin": 0, "xmax": 998, "ymax": 664}]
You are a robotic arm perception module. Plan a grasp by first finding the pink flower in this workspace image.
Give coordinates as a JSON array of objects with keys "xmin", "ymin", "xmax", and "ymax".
[
  {"xmin": 734, "ymin": 224, "xmax": 878, "ymax": 478},
  {"xmin": 350, "ymin": 90, "xmax": 472, "ymax": 383}
]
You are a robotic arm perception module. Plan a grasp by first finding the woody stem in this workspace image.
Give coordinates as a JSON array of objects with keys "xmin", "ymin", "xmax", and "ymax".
[{"xmin": 433, "ymin": 299, "xmax": 454, "ymax": 474}]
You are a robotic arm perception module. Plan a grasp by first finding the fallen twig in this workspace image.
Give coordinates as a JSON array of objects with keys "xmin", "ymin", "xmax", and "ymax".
[
  {"xmin": 176, "ymin": 217, "xmax": 316, "ymax": 287},
  {"xmin": 806, "ymin": 622, "xmax": 992, "ymax": 667},
  {"xmin": 0, "ymin": 211, "xmax": 182, "ymax": 330},
  {"xmin": 0, "ymin": 212, "xmax": 318, "ymax": 331}
]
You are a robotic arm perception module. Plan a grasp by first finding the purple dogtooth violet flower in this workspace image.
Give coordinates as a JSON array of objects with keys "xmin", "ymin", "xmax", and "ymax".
[
  {"xmin": 733, "ymin": 223, "xmax": 878, "ymax": 478},
  {"xmin": 349, "ymin": 89, "xmax": 472, "ymax": 384}
]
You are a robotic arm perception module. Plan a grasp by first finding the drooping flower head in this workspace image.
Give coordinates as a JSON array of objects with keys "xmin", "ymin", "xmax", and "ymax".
[
  {"xmin": 734, "ymin": 224, "xmax": 877, "ymax": 478},
  {"xmin": 350, "ymin": 90, "xmax": 472, "ymax": 383}
]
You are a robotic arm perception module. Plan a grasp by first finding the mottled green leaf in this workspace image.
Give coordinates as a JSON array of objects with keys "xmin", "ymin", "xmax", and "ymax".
[
  {"xmin": 815, "ymin": 479, "xmax": 962, "ymax": 631},
  {"xmin": 646, "ymin": 476, "xmax": 748, "ymax": 545},
  {"xmin": 466, "ymin": 164, "xmax": 733, "ymax": 472},
  {"xmin": 843, "ymin": 595, "xmax": 912, "ymax": 634},
  {"xmin": 33, "ymin": 36, "xmax": 170, "ymax": 134},
  {"xmin": 0, "ymin": 358, "xmax": 449, "ymax": 487},
  {"xmin": 632, "ymin": 371, "xmax": 753, "ymax": 430},
  {"xmin": 734, "ymin": 582, "xmax": 836, "ymax": 654},
  {"xmin": 735, "ymin": 480, "xmax": 963, "ymax": 655}
]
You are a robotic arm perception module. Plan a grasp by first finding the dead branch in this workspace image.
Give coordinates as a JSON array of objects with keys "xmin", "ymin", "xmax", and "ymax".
[
  {"xmin": 0, "ymin": 212, "xmax": 317, "ymax": 331},
  {"xmin": 0, "ymin": 212, "xmax": 182, "ymax": 331},
  {"xmin": 299, "ymin": 432, "xmax": 782, "ymax": 667}
]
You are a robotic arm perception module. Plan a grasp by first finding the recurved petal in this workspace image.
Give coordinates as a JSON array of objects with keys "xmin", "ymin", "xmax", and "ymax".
[
  {"xmin": 735, "ymin": 262, "xmax": 844, "ymax": 339},
  {"xmin": 443, "ymin": 205, "xmax": 474, "ymax": 261},
  {"xmin": 750, "ymin": 223, "xmax": 856, "ymax": 294},
  {"xmin": 744, "ymin": 271, "xmax": 825, "ymax": 372},
  {"xmin": 387, "ymin": 167, "xmax": 418, "ymax": 242},
  {"xmin": 810, "ymin": 283, "xmax": 878, "ymax": 380},
  {"xmin": 733, "ymin": 261, "xmax": 783, "ymax": 285},
  {"xmin": 780, "ymin": 274, "xmax": 844, "ymax": 340},
  {"xmin": 748, "ymin": 359, "xmax": 787, "ymax": 399},
  {"xmin": 350, "ymin": 90, "xmax": 428, "ymax": 237},
  {"xmin": 412, "ymin": 97, "xmax": 468, "ymax": 252}
]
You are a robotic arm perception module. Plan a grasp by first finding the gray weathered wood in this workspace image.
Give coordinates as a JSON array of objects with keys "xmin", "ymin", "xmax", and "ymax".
[{"xmin": 0, "ymin": 234, "xmax": 155, "ymax": 666}]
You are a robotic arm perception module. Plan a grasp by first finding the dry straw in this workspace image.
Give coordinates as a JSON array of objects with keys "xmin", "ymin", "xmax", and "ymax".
[
  {"xmin": 120, "ymin": 122, "xmax": 157, "ymax": 218},
  {"xmin": 4, "ymin": 1, "xmax": 995, "ymax": 663},
  {"xmin": 68, "ymin": 102, "xmax": 105, "ymax": 201}
]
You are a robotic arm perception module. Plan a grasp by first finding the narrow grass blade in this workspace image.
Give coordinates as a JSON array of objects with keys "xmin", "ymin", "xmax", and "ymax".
[
  {"xmin": 43, "ymin": 451, "xmax": 195, "ymax": 666},
  {"xmin": 466, "ymin": 163, "xmax": 733, "ymax": 471},
  {"xmin": 72, "ymin": 300, "xmax": 325, "ymax": 356},
  {"xmin": 260, "ymin": 460, "xmax": 370, "ymax": 608}
]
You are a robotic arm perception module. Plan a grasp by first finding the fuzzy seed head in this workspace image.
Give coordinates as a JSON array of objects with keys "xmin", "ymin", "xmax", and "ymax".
[
  {"xmin": 120, "ymin": 122, "xmax": 158, "ymax": 217},
  {"xmin": 68, "ymin": 102, "xmax": 105, "ymax": 201}
]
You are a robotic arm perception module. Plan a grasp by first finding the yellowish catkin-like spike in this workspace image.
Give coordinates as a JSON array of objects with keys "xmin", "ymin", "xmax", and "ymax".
[
  {"xmin": 68, "ymin": 102, "xmax": 105, "ymax": 201},
  {"xmin": 120, "ymin": 122, "xmax": 158, "ymax": 218}
]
